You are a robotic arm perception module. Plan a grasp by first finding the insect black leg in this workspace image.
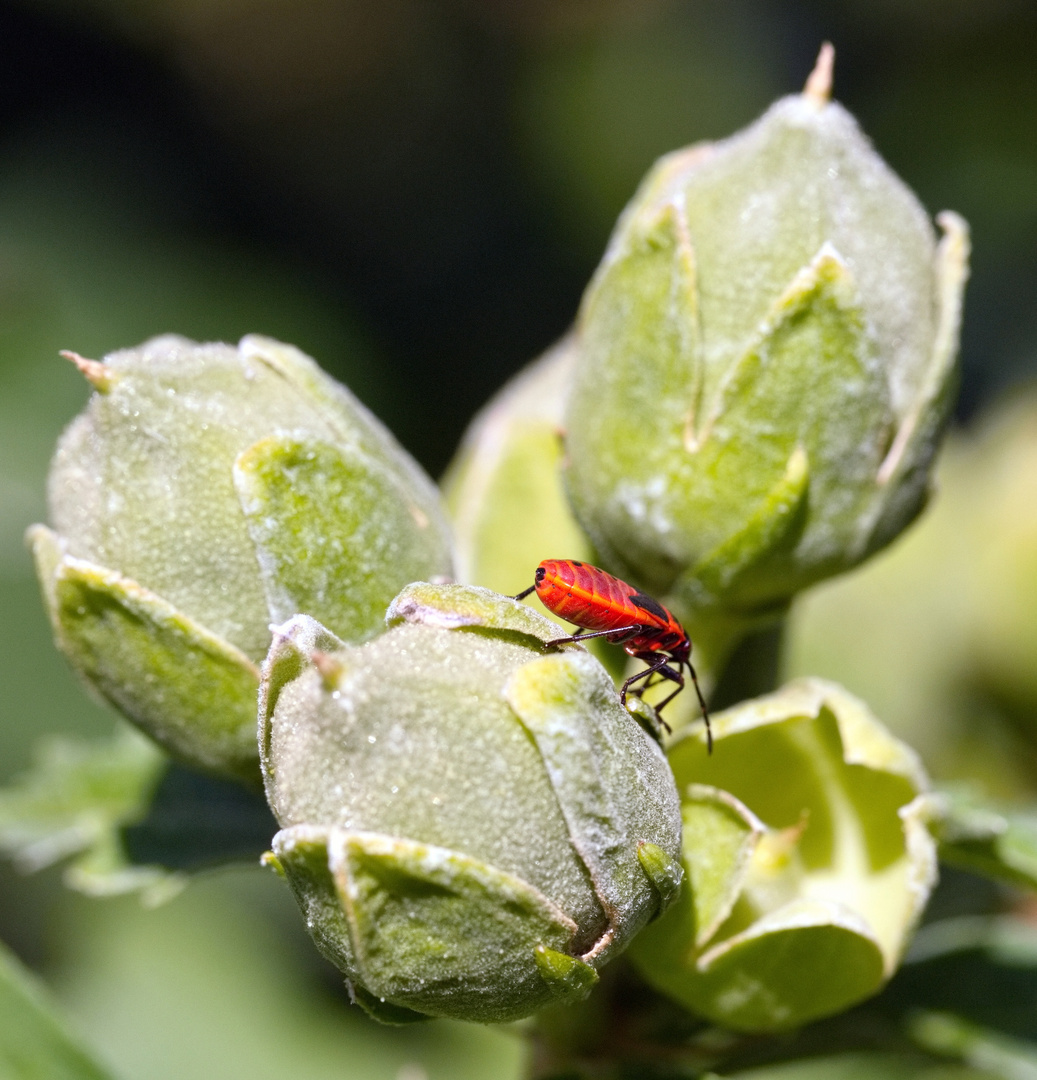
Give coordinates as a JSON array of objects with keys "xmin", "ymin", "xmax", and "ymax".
[
  {"xmin": 623, "ymin": 654, "xmax": 712, "ymax": 751},
  {"xmin": 620, "ymin": 656, "xmax": 674, "ymax": 733},
  {"xmin": 543, "ymin": 625, "xmax": 641, "ymax": 649},
  {"xmin": 652, "ymin": 659, "xmax": 712, "ymax": 754},
  {"xmin": 512, "ymin": 584, "xmax": 537, "ymax": 601}
]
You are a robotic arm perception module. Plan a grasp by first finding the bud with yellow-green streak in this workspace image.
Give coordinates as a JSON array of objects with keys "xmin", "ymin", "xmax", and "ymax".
[
  {"xmin": 563, "ymin": 48, "xmax": 969, "ymax": 642},
  {"xmin": 259, "ymin": 583, "xmax": 683, "ymax": 1023},
  {"xmin": 29, "ymin": 335, "xmax": 453, "ymax": 785}
]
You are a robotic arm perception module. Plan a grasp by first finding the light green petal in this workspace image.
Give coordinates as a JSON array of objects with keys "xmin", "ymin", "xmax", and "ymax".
[
  {"xmin": 686, "ymin": 898, "xmax": 886, "ymax": 1030},
  {"xmin": 633, "ymin": 679, "xmax": 935, "ymax": 1031},
  {"xmin": 630, "ymin": 785, "xmax": 763, "ymax": 989}
]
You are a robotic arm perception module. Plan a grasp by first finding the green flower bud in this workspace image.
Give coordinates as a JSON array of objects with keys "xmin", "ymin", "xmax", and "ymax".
[
  {"xmin": 258, "ymin": 583, "xmax": 682, "ymax": 1023},
  {"xmin": 29, "ymin": 335, "xmax": 453, "ymax": 785},
  {"xmin": 564, "ymin": 49, "xmax": 969, "ymax": 625},
  {"xmin": 966, "ymin": 392, "xmax": 1037, "ymax": 731},
  {"xmin": 629, "ymin": 678, "xmax": 937, "ymax": 1032},
  {"xmin": 443, "ymin": 335, "xmax": 593, "ymax": 599}
]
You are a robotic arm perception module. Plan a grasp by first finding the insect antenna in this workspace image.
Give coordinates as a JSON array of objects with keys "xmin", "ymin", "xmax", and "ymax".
[{"xmin": 687, "ymin": 660, "xmax": 713, "ymax": 754}]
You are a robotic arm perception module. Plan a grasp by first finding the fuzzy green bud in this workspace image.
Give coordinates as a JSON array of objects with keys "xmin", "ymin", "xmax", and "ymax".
[
  {"xmin": 29, "ymin": 335, "xmax": 453, "ymax": 784},
  {"xmin": 564, "ymin": 50, "xmax": 969, "ymax": 625},
  {"xmin": 443, "ymin": 335, "xmax": 593, "ymax": 599},
  {"xmin": 259, "ymin": 583, "xmax": 682, "ymax": 1023},
  {"xmin": 629, "ymin": 678, "xmax": 937, "ymax": 1031}
]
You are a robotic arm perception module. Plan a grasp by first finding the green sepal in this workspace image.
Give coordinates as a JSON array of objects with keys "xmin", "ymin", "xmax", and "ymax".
[
  {"xmin": 505, "ymin": 650, "xmax": 683, "ymax": 963},
  {"xmin": 349, "ymin": 984, "xmax": 432, "ymax": 1026},
  {"xmin": 0, "ymin": 940, "xmax": 116, "ymax": 1080},
  {"xmin": 636, "ymin": 841, "xmax": 684, "ymax": 914},
  {"xmin": 386, "ymin": 581, "xmax": 571, "ymax": 647},
  {"xmin": 566, "ymin": 198, "xmax": 703, "ymax": 590},
  {"xmin": 330, "ymin": 829, "xmax": 579, "ymax": 1023},
  {"xmin": 534, "ymin": 945, "xmax": 599, "ymax": 1003},
  {"xmin": 270, "ymin": 826, "xmax": 360, "ymax": 978},
  {"xmin": 687, "ymin": 445, "xmax": 809, "ymax": 608},
  {"xmin": 868, "ymin": 213, "xmax": 971, "ymax": 552},
  {"xmin": 674, "ymin": 247, "xmax": 889, "ymax": 612},
  {"xmin": 238, "ymin": 335, "xmax": 434, "ymax": 484},
  {"xmin": 29, "ymin": 525, "xmax": 261, "ymax": 786},
  {"xmin": 257, "ymin": 615, "xmax": 347, "ymax": 783},
  {"xmin": 234, "ymin": 434, "xmax": 452, "ymax": 644}
]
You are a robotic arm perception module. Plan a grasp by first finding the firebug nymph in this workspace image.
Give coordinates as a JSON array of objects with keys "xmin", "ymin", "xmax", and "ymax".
[{"xmin": 515, "ymin": 559, "xmax": 712, "ymax": 752}]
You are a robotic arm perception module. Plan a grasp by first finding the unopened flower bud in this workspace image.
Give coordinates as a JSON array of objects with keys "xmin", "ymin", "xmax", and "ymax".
[
  {"xmin": 564, "ymin": 49, "xmax": 969, "ymax": 626},
  {"xmin": 259, "ymin": 584, "xmax": 682, "ymax": 1023},
  {"xmin": 29, "ymin": 335, "xmax": 453, "ymax": 784}
]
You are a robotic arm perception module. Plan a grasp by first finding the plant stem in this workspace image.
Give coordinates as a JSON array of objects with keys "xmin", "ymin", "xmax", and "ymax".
[{"xmin": 708, "ymin": 618, "xmax": 786, "ymax": 711}]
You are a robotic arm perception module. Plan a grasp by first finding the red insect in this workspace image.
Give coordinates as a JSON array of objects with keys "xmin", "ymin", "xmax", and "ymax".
[{"xmin": 514, "ymin": 559, "xmax": 712, "ymax": 752}]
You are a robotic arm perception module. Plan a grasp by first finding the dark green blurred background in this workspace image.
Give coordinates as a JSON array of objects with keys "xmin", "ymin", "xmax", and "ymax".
[{"xmin": 1, "ymin": 2, "xmax": 1035, "ymax": 1076}]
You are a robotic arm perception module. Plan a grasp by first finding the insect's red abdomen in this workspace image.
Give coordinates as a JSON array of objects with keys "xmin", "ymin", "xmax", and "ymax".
[
  {"xmin": 534, "ymin": 559, "xmax": 632, "ymax": 632},
  {"xmin": 533, "ymin": 559, "xmax": 682, "ymax": 653}
]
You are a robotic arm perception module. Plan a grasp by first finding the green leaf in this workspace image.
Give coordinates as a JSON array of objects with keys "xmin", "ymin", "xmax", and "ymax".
[
  {"xmin": 909, "ymin": 1011, "xmax": 1037, "ymax": 1080},
  {"xmin": 234, "ymin": 434, "xmax": 453, "ymax": 645},
  {"xmin": 932, "ymin": 788, "xmax": 1037, "ymax": 891},
  {"xmin": 0, "ymin": 732, "xmax": 279, "ymax": 902},
  {"xmin": 0, "ymin": 730, "xmax": 178, "ymax": 903},
  {"xmin": 0, "ymin": 941, "xmax": 116, "ymax": 1080},
  {"xmin": 726, "ymin": 1051, "xmax": 998, "ymax": 1079}
]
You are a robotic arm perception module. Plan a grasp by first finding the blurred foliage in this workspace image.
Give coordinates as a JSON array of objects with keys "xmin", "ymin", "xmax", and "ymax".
[
  {"xmin": 1, "ymin": 0, "xmax": 1036, "ymax": 1076},
  {"xmin": 46, "ymin": 872, "xmax": 525, "ymax": 1080},
  {"xmin": 0, "ymin": 939, "xmax": 115, "ymax": 1079},
  {"xmin": 787, "ymin": 390, "xmax": 1037, "ymax": 794}
]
